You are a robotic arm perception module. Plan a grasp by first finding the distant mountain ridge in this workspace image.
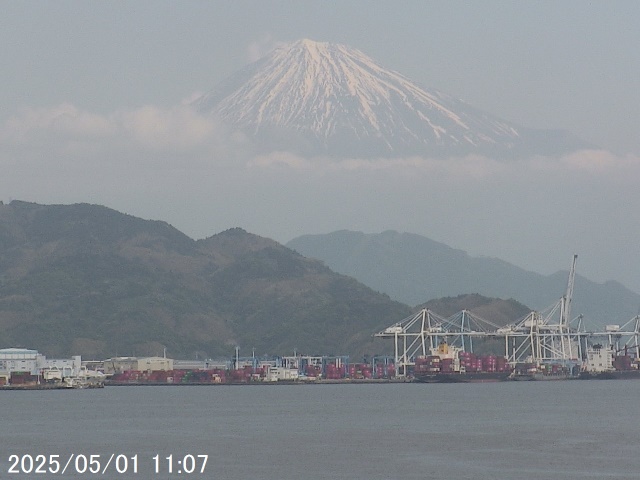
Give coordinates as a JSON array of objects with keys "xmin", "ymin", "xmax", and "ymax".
[
  {"xmin": 419, "ymin": 294, "xmax": 531, "ymax": 325},
  {"xmin": 5, "ymin": 202, "xmax": 632, "ymax": 360},
  {"xmin": 286, "ymin": 230, "xmax": 640, "ymax": 326},
  {"xmin": 194, "ymin": 39, "xmax": 591, "ymax": 158}
]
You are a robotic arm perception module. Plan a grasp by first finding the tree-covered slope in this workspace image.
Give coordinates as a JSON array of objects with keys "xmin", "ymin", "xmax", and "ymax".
[{"xmin": 0, "ymin": 202, "xmax": 410, "ymax": 359}]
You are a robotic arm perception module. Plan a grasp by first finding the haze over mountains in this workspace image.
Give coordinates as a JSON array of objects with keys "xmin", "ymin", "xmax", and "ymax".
[
  {"xmin": 194, "ymin": 39, "xmax": 590, "ymax": 159},
  {"xmin": 1, "ymin": 40, "xmax": 634, "ymax": 359},
  {"xmin": 1, "ymin": 201, "xmax": 638, "ymax": 359},
  {"xmin": 4, "ymin": 36, "xmax": 634, "ymax": 292},
  {"xmin": 287, "ymin": 230, "xmax": 640, "ymax": 328}
]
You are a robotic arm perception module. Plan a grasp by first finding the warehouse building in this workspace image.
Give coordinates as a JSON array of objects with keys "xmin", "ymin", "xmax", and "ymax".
[{"xmin": 0, "ymin": 348, "xmax": 84, "ymax": 386}]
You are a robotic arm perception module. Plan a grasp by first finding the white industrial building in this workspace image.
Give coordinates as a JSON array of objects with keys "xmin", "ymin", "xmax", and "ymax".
[
  {"xmin": 264, "ymin": 366, "xmax": 299, "ymax": 382},
  {"xmin": 0, "ymin": 348, "xmax": 42, "ymax": 375},
  {"xmin": 136, "ymin": 356, "xmax": 174, "ymax": 372},
  {"xmin": 41, "ymin": 356, "xmax": 82, "ymax": 378},
  {"xmin": 0, "ymin": 348, "xmax": 86, "ymax": 385}
]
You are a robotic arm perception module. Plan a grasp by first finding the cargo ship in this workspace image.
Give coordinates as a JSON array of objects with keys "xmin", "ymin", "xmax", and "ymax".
[
  {"xmin": 578, "ymin": 344, "xmax": 640, "ymax": 380},
  {"xmin": 510, "ymin": 362, "xmax": 579, "ymax": 381},
  {"xmin": 412, "ymin": 342, "xmax": 512, "ymax": 383}
]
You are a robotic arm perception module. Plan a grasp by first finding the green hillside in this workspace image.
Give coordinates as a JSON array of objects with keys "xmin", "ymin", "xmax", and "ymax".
[{"xmin": 0, "ymin": 201, "xmax": 410, "ymax": 359}]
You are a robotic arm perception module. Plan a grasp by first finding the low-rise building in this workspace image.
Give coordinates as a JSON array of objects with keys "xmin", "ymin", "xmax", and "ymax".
[
  {"xmin": 0, "ymin": 349, "xmax": 87, "ymax": 386},
  {"xmin": 0, "ymin": 348, "xmax": 42, "ymax": 375},
  {"xmin": 103, "ymin": 356, "xmax": 175, "ymax": 374},
  {"xmin": 102, "ymin": 357, "xmax": 138, "ymax": 375},
  {"xmin": 41, "ymin": 356, "xmax": 82, "ymax": 378},
  {"xmin": 264, "ymin": 366, "xmax": 299, "ymax": 382},
  {"xmin": 136, "ymin": 356, "xmax": 174, "ymax": 372}
]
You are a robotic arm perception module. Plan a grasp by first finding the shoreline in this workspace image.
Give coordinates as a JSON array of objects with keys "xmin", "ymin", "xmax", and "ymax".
[{"xmin": 104, "ymin": 377, "xmax": 412, "ymax": 387}]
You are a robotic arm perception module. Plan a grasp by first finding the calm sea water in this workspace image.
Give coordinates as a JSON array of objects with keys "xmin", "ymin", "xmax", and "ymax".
[{"xmin": 2, "ymin": 381, "xmax": 639, "ymax": 480}]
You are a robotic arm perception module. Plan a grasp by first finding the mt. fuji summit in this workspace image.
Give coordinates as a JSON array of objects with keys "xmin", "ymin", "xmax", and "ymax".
[{"xmin": 194, "ymin": 39, "xmax": 589, "ymax": 158}]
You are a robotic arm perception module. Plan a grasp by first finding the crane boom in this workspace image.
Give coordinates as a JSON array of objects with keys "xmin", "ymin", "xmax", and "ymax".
[{"xmin": 561, "ymin": 254, "xmax": 578, "ymax": 326}]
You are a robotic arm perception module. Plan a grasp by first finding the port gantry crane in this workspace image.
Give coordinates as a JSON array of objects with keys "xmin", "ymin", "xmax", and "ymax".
[
  {"xmin": 374, "ymin": 308, "xmax": 503, "ymax": 377},
  {"xmin": 497, "ymin": 302, "xmax": 589, "ymax": 365},
  {"xmin": 496, "ymin": 254, "xmax": 587, "ymax": 364},
  {"xmin": 586, "ymin": 315, "xmax": 640, "ymax": 359},
  {"xmin": 375, "ymin": 255, "xmax": 605, "ymax": 377}
]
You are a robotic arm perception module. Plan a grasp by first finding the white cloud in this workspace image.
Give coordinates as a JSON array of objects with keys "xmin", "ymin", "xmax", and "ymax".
[
  {"xmin": 3, "ymin": 101, "xmax": 640, "ymax": 293},
  {"xmin": 3, "ymin": 104, "xmax": 116, "ymax": 143},
  {"xmin": 245, "ymin": 149, "xmax": 637, "ymax": 181},
  {"xmin": 1, "ymin": 103, "xmax": 226, "ymax": 154},
  {"xmin": 558, "ymin": 149, "xmax": 638, "ymax": 173},
  {"xmin": 246, "ymin": 34, "xmax": 285, "ymax": 62},
  {"xmin": 119, "ymin": 105, "xmax": 217, "ymax": 150},
  {"xmin": 247, "ymin": 152, "xmax": 476, "ymax": 174},
  {"xmin": 248, "ymin": 151, "xmax": 313, "ymax": 169},
  {"xmin": 6, "ymin": 103, "xmax": 636, "ymax": 181}
]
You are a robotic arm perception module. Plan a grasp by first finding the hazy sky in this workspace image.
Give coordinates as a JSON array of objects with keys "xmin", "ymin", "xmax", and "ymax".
[{"xmin": 2, "ymin": 2, "xmax": 640, "ymax": 299}]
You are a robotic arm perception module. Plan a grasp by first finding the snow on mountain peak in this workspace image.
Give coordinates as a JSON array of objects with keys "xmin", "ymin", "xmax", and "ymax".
[{"xmin": 194, "ymin": 39, "xmax": 589, "ymax": 158}]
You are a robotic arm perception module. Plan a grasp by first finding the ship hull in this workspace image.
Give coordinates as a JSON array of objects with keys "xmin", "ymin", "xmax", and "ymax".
[
  {"xmin": 579, "ymin": 370, "xmax": 640, "ymax": 380},
  {"xmin": 510, "ymin": 373, "xmax": 574, "ymax": 381},
  {"xmin": 414, "ymin": 372, "xmax": 511, "ymax": 383}
]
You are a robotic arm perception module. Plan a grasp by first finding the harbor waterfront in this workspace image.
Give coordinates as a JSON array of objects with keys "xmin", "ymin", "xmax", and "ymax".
[
  {"xmin": 2, "ymin": 382, "xmax": 640, "ymax": 480},
  {"xmin": 4, "ymin": 338, "xmax": 640, "ymax": 387},
  {"xmin": 4, "ymin": 256, "xmax": 640, "ymax": 388}
]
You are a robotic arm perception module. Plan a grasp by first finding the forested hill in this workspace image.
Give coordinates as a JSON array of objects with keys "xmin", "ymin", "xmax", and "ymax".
[{"xmin": 0, "ymin": 201, "xmax": 410, "ymax": 359}]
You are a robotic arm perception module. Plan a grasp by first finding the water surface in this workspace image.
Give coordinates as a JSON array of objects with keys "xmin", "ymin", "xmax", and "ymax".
[{"xmin": 2, "ymin": 381, "xmax": 638, "ymax": 479}]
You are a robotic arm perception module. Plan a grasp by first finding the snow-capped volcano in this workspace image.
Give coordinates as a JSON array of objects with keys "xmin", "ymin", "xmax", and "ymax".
[{"xmin": 195, "ymin": 39, "xmax": 589, "ymax": 158}]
